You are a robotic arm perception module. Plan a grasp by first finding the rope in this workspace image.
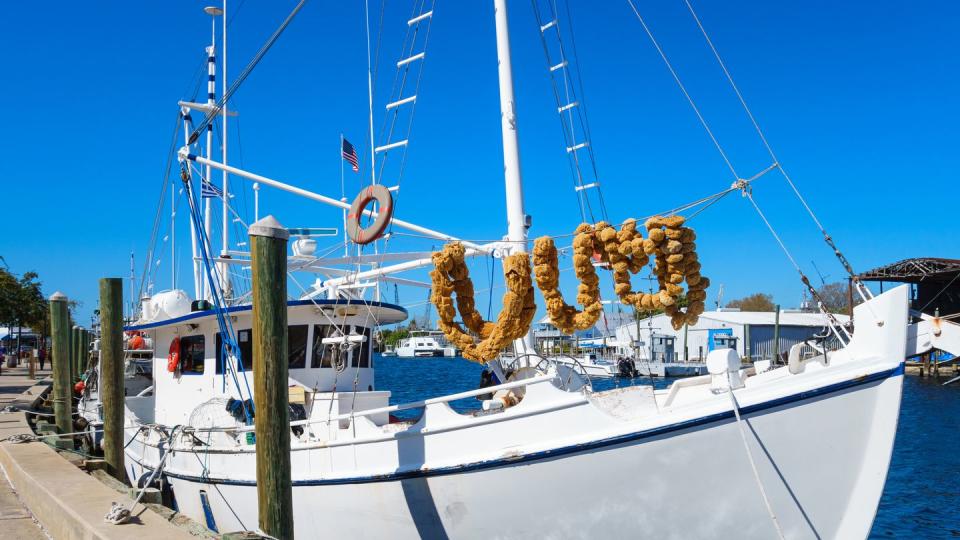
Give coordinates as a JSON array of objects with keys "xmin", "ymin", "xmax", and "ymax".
[
  {"xmin": 106, "ymin": 426, "xmax": 180, "ymax": 525},
  {"xmin": 743, "ymin": 191, "xmax": 852, "ymax": 343},
  {"xmin": 188, "ymin": 0, "xmax": 308, "ymax": 144},
  {"xmin": 624, "ymin": 0, "xmax": 739, "ymax": 181},
  {"xmin": 682, "ymin": 0, "xmax": 871, "ymax": 300},
  {"xmin": 726, "ymin": 374, "xmax": 786, "ymax": 540}
]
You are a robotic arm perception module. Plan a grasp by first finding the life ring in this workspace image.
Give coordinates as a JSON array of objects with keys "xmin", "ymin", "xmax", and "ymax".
[
  {"xmin": 346, "ymin": 184, "xmax": 393, "ymax": 245},
  {"xmin": 167, "ymin": 337, "xmax": 180, "ymax": 373}
]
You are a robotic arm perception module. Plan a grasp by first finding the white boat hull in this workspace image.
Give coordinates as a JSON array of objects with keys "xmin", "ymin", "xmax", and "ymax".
[
  {"xmin": 131, "ymin": 366, "xmax": 900, "ymax": 538},
  {"xmin": 124, "ymin": 286, "xmax": 908, "ymax": 539}
]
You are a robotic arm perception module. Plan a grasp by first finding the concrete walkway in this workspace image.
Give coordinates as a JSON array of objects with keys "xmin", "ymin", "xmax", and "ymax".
[
  {"xmin": 0, "ymin": 362, "xmax": 201, "ymax": 539},
  {"xmin": 0, "ymin": 362, "xmax": 51, "ymax": 539}
]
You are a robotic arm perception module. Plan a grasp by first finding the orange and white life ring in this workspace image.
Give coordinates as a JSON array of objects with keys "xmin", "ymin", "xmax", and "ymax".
[
  {"xmin": 167, "ymin": 337, "xmax": 180, "ymax": 373},
  {"xmin": 346, "ymin": 185, "xmax": 393, "ymax": 245}
]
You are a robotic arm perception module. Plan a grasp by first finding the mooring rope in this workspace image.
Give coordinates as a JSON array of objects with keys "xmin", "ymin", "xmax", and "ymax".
[{"xmin": 726, "ymin": 373, "xmax": 786, "ymax": 540}]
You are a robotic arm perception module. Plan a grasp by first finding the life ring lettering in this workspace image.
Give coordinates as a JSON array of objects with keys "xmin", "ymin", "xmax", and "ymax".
[{"xmin": 346, "ymin": 185, "xmax": 393, "ymax": 245}]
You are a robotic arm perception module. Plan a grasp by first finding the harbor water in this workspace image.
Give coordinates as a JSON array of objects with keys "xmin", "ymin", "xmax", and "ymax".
[{"xmin": 375, "ymin": 355, "xmax": 960, "ymax": 538}]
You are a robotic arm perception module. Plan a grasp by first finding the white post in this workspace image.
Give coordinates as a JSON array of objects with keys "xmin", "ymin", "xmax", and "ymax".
[
  {"xmin": 493, "ymin": 0, "xmax": 534, "ymax": 352},
  {"xmin": 171, "ymin": 163, "xmax": 177, "ymax": 289},
  {"xmin": 340, "ymin": 133, "xmax": 349, "ymax": 258},
  {"xmin": 181, "ymin": 108, "xmax": 201, "ymax": 300},
  {"xmin": 363, "ymin": 1, "xmax": 376, "ymax": 186},
  {"xmin": 220, "ymin": 0, "xmax": 232, "ymax": 300},
  {"xmin": 253, "ymin": 182, "xmax": 260, "ymax": 221}
]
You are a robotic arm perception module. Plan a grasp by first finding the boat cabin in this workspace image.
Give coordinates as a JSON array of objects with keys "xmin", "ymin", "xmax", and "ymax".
[{"xmin": 125, "ymin": 292, "xmax": 406, "ymax": 426}]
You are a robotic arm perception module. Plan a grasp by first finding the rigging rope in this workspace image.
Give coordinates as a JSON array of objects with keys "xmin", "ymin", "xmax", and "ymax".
[
  {"xmin": 624, "ymin": 0, "xmax": 739, "ymax": 181},
  {"xmin": 682, "ymin": 0, "xmax": 872, "ymax": 301},
  {"xmin": 726, "ymin": 377, "xmax": 787, "ymax": 540},
  {"xmin": 188, "ymin": 0, "xmax": 309, "ymax": 144}
]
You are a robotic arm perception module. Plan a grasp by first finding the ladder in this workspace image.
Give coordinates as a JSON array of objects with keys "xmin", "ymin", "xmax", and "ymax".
[
  {"xmin": 374, "ymin": 1, "xmax": 437, "ymax": 190},
  {"xmin": 532, "ymin": 0, "xmax": 607, "ymax": 222}
]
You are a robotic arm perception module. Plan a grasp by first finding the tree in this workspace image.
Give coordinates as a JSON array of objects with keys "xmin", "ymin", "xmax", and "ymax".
[
  {"xmin": 0, "ymin": 267, "xmax": 47, "ymax": 354},
  {"xmin": 815, "ymin": 281, "xmax": 859, "ymax": 314},
  {"xmin": 726, "ymin": 293, "xmax": 775, "ymax": 312}
]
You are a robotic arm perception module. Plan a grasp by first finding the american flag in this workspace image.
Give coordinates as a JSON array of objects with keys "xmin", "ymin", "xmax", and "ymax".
[
  {"xmin": 201, "ymin": 179, "xmax": 223, "ymax": 199},
  {"xmin": 341, "ymin": 138, "xmax": 360, "ymax": 172}
]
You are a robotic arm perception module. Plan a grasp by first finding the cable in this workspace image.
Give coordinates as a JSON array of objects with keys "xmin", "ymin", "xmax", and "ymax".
[
  {"xmin": 189, "ymin": 0, "xmax": 309, "ymax": 144},
  {"xmin": 624, "ymin": 0, "xmax": 739, "ymax": 181}
]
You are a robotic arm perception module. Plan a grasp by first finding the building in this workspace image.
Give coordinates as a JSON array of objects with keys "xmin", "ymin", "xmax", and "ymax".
[
  {"xmin": 614, "ymin": 310, "xmax": 850, "ymax": 362},
  {"xmin": 533, "ymin": 311, "xmax": 632, "ymax": 354}
]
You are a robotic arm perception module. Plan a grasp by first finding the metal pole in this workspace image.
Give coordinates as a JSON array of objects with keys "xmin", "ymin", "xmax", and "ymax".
[
  {"xmin": 49, "ymin": 292, "xmax": 72, "ymax": 440},
  {"xmin": 773, "ymin": 304, "xmax": 781, "ymax": 364},
  {"xmin": 99, "ymin": 278, "xmax": 126, "ymax": 481},
  {"xmin": 493, "ymin": 0, "xmax": 534, "ymax": 352},
  {"xmin": 204, "ymin": 10, "xmax": 219, "ymax": 301},
  {"xmin": 71, "ymin": 326, "xmax": 80, "ymax": 380},
  {"xmin": 249, "ymin": 216, "xmax": 294, "ymax": 539},
  {"xmin": 182, "ymin": 109, "xmax": 201, "ymax": 300},
  {"xmin": 184, "ymin": 153, "xmax": 489, "ymax": 251}
]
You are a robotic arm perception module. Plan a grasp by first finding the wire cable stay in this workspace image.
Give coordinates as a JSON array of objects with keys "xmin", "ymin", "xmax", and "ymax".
[
  {"xmin": 188, "ymin": 0, "xmax": 309, "ymax": 145},
  {"xmin": 682, "ymin": 0, "xmax": 872, "ymax": 302},
  {"xmin": 531, "ymin": 0, "xmax": 609, "ymax": 224}
]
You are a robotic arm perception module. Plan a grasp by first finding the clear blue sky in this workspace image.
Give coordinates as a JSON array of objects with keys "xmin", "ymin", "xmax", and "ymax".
[{"xmin": 0, "ymin": 1, "xmax": 957, "ymax": 326}]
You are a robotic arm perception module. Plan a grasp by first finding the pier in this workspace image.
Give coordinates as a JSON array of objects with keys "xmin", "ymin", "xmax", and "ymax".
[{"xmin": 0, "ymin": 363, "xmax": 205, "ymax": 539}]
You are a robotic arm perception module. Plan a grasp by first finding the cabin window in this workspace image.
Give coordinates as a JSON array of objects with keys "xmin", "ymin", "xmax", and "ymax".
[
  {"xmin": 179, "ymin": 335, "xmax": 205, "ymax": 374},
  {"xmin": 289, "ymin": 325, "xmax": 308, "ymax": 369},
  {"xmin": 215, "ymin": 330, "xmax": 253, "ymax": 374},
  {"xmin": 353, "ymin": 326, "xmax": 372, "ymax": 368},
  {"xmin": 311, "ymin": 325, "xmax": 337, "ymax": 368}
]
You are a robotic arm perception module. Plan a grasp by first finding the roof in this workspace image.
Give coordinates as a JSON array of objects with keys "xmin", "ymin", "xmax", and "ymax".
[
  {"xmin": 698, "ymin": 311, "xmax": 849, "ymax": 326},
  {"xmin": 858, "ymin": 258, "xmax": 960, "ymax": 284},
  {"xmin": 624, "ymin": 310, "xmax": 849, "ymax": 329}
]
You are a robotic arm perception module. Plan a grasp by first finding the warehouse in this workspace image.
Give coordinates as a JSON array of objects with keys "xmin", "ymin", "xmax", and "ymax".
[{"xmin": 614, "ymin": 309, "xmax": 850, "ymax": 362}]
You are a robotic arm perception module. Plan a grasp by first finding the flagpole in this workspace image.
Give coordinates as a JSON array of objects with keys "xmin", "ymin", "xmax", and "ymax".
[{"xmin": 340, "ymin": 133, "xmax": 349, "ymax": 258}]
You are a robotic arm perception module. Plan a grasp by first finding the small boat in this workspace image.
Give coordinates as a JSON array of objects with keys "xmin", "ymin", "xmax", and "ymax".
[
  {"xmin": 552, "ymin": 353, "xmax": 618, "ymax": 378},
  {"xmin": 395, "ymin": 331, "xmax": 455, "ymax": 358}
]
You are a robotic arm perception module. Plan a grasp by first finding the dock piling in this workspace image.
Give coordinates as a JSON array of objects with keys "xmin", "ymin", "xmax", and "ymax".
[
  {"xmin": 99, "ymin": 278, "xmax": 126, "ymax": 482},
  {"xmin": 250, "ymin": 215, "xmax": 294, "ymax": 539},
  {"xmin": 49, "ymin": 292, "xmax": 73, "ymax": 440}
]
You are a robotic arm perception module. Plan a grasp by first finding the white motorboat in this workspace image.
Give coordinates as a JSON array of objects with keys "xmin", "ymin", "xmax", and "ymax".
[
  {"xmin": 115, "ymin": 1, "xmax": 909, "ymax": 538},
  {"xmin": 552, "ymin": 353, "xmax": 619, "ymax": 379},
  {"xmin": 395, "ymin": 331, "xmax": 457, "ymax": 358}
]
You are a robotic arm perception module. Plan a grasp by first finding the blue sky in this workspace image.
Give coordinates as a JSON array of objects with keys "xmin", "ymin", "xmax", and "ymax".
[{"xmin": 0, "ymin": 1, "xmax": 957, "ymax": 326}]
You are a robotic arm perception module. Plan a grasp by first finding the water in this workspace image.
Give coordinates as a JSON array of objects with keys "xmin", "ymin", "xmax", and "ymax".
[
  {"xmin": 374, "ymin": 355, "xmax": 960, "ymax": 537},
  {"xmin": 871, "ymin": 375, "xmax": 960, "ymax": 538}
]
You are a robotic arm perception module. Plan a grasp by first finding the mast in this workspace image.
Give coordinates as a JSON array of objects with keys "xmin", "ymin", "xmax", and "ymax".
[
  {"xmin": 204, "ymin": 5, "xmax": 223, "ymax": 301},
  {"xmin": 493, "ymin": 0, "xmax": 534, "ymax": 351},
  {"xmin": 220, "ymin": 0, "xmax": 232, "ymax": 300}
]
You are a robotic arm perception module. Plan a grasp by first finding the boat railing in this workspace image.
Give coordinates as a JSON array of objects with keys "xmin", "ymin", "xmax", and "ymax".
[
  {"xmin": 187, "ymin": 373, "xmax": 559, "ymax": 434},
  {"xmin": 500, "ymin": 353, "xmax": 593, "ymax": 391}
]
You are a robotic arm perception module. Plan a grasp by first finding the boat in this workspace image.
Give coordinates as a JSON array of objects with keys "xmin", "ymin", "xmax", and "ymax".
[
  {"xmin": 552, "ymin": 352, "xmax": 618, "ymax": 379},
  {"xmin": 115, "ymin": 1, "xmax": 908, "ymax": 538},
  {"xmin": 395, "ymin": 331, "xmax": 457, "ymax": 358}
]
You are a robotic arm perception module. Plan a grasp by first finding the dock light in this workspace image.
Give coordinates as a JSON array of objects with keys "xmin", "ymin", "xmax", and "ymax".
[{"xmin": 204, "ymin": 6, "xmax": 224, "ymax": 16}]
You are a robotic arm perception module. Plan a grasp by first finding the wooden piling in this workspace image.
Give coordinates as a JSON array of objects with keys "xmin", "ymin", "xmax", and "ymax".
[
  {"xmin": 250, "ymin": 215, "xmax": 294, "ymax": 540},
  {"xmin": 49, "ymin": 292, "xmax": 73, "ymax": 437},
  {"xmin": 99, "ymin": 278, "xmax": 126, "ymax": 481}
]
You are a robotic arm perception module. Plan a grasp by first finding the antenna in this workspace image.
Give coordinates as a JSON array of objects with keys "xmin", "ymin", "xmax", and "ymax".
[
  {"xmin": 715, "ymin": 283, "xmax": 724, "ymax": 310},
  {"xmin": 811, "ymin": 260, "xmax": 829, "ymax": 286}
]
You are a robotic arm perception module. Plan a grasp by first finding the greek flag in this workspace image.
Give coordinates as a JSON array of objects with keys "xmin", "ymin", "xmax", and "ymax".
[{"xmin": 201, "ymin": 180, "xmax": 224, "ymax": 199}]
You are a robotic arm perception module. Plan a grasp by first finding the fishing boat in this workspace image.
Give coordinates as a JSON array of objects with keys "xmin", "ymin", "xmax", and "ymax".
[{"xmin": 117, "ymin": 1, "xmax": 907, "ymax": 538}]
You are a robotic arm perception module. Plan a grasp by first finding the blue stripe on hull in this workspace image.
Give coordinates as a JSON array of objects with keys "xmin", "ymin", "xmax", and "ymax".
[{"xmin": 147, "ymin": 362, "xmax": 903, "ymax": 487}]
